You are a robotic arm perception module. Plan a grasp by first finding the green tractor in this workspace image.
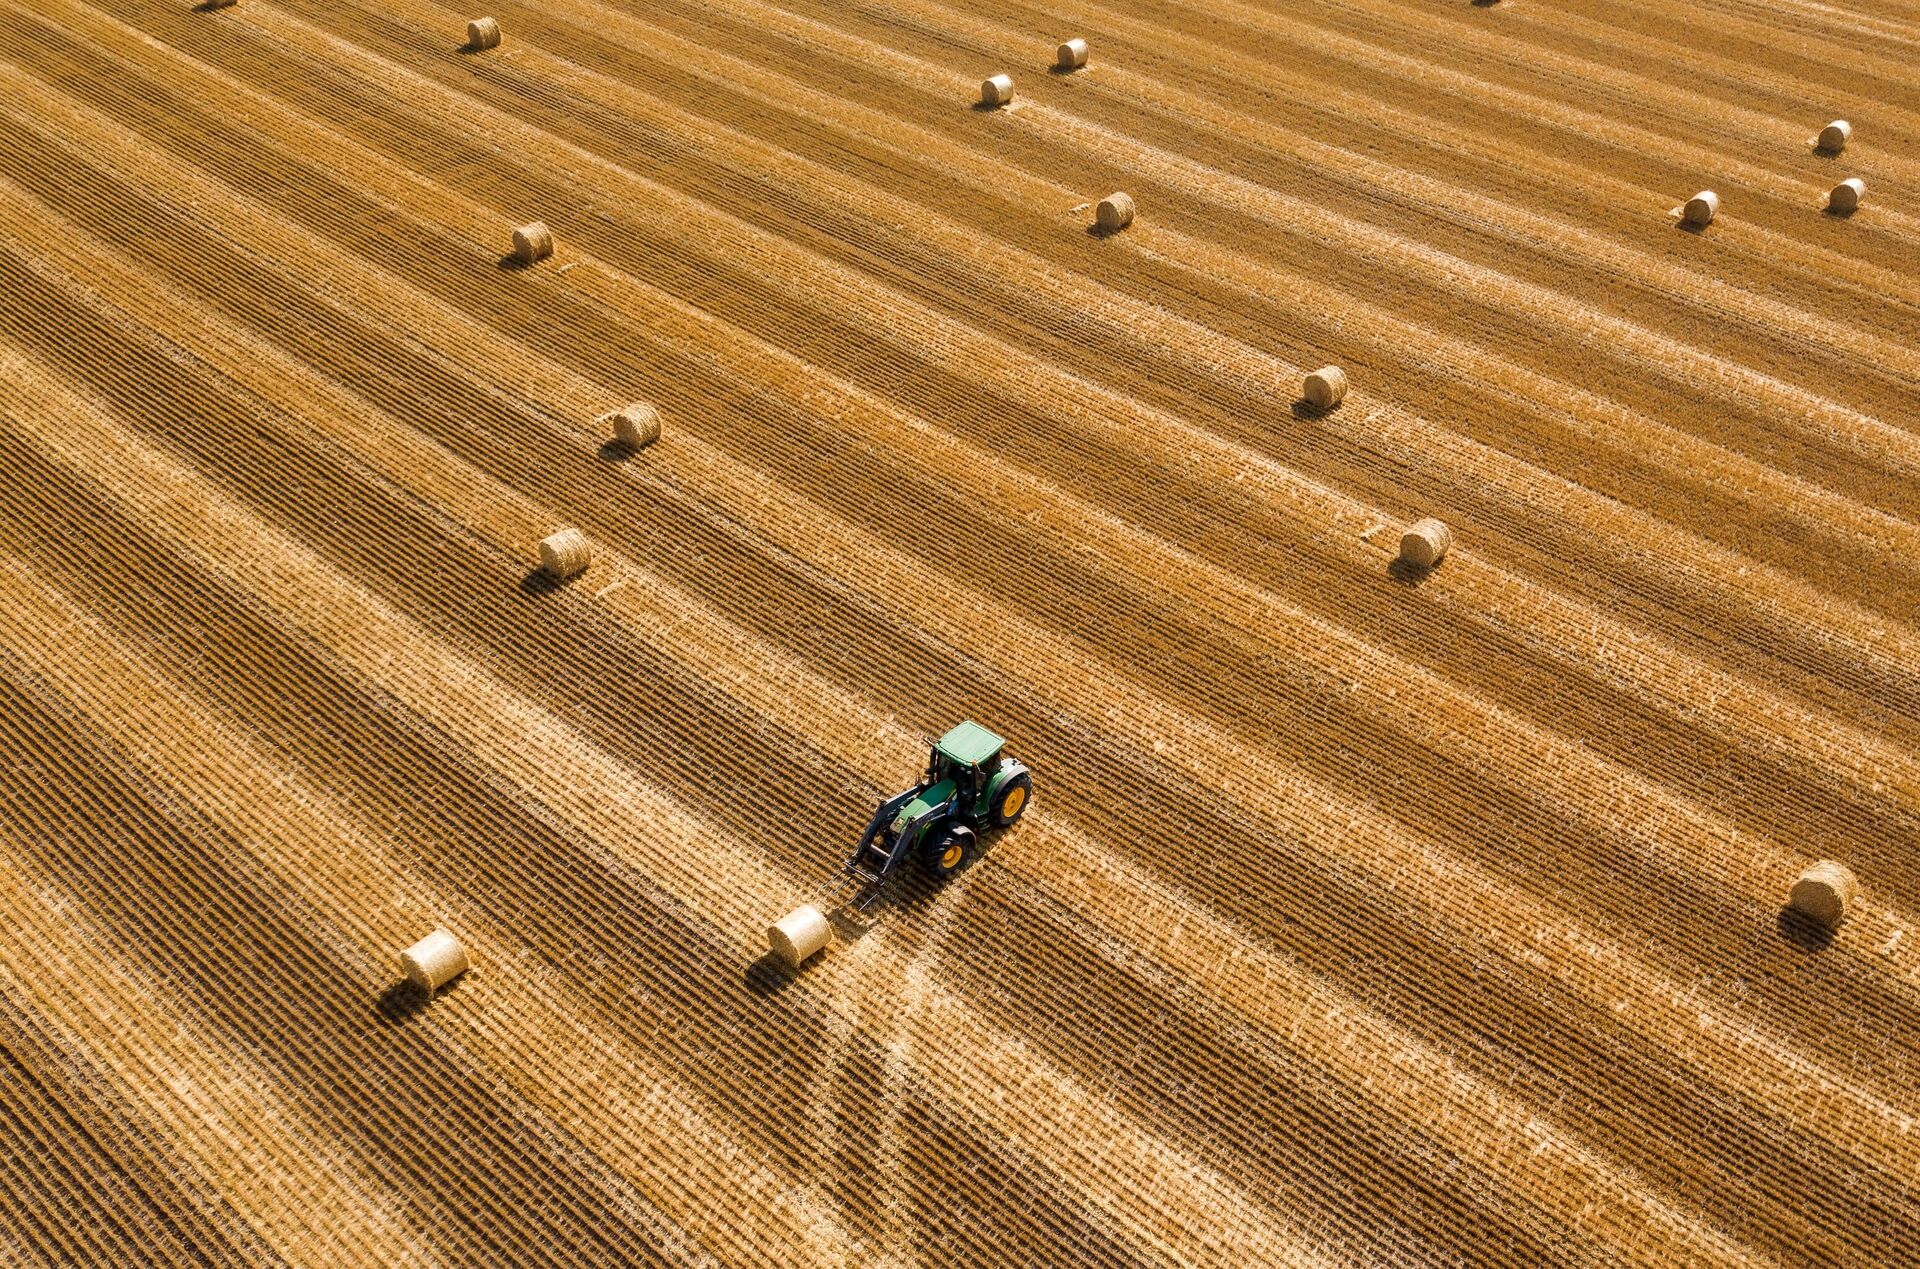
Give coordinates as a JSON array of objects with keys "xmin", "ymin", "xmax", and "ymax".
[{"xmin": 767, "ymin": 722, "xmax": 1033, "ymax": 967}]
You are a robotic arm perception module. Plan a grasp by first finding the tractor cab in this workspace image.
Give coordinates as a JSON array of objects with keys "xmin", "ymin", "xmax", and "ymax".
[{"xmin": 928, "ymin": 720, "xmax": 1005, "ymax": 813}]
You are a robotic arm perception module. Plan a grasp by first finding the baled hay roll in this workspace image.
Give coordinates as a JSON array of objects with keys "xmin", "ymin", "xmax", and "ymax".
[
  {"xmin": 399, "ymin": 929, "xmax": 471, "ymax": 992},
  {"xmin": 1096, "ymin": 192, "xmax": 1135, "ymax": 232},
  {"xmin": 768, "ymin": 905, "xmax": 832, "ymax": 968},
  {"xmin": 467, "ymin": 17, "xmax": 501, "ymax": 49},
  {"xmin": 1057, "ymin": 37, "xmax": 1089, "ymax": 70},
  {"xmin": 538, "ymin": 527, "xmax": 592, "ymax": 578},
  {"xmin": 1788, "ymin": 861, "xmax": 1859, "ymax": 929},
  {"xmin": 1399, "ymin": 518, "xmax": 1453, "ymax": 569},
  {"xmin": 1303, "ymin": 365, "xmax": 1349, "ymax": 410},
  {"xmin": 1817, "ymin": 119, "xmax": 1852, "ymax": 152},
  {"xmin": 511, "ymin": 221, "xmax": 554, "ymax": 264},
  {"xmin": 1682, "ymin": 190, "xmax": 1719, "ymax": 226},
  {"xmin": 980, "ymin": 73, "xmax": 1014, "ymax": 107},
  {"xmin": 1828, "ymin": 177, "xmax": 1866, "ymax": 212},
  {"xmin": 604, "ymin": 401, "xmax": 661, "ymax": 448}
]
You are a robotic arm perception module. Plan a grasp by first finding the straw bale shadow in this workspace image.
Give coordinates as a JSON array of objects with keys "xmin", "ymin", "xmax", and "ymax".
[
  {"xmin": 1822, "ymin": 205, "xmax": 1857, "ymax": 220},
  {"xmin": 1291, "ymin": 397, "xmax": 1337, "ymax": 420},
  {"xmin": 1387, "ymin": 557, "xmax": 1440, "ymax": 586},
  {"xmin": 1776, "ymin": 906, "xmax": 1836, "ymax": 952},
  {"xmin": 377, "ymin": 977, "xmax": 467, "ymax": 1023},
  {"xmin": 496, "ymin": 254, "xmax": 537, "ymax": 271},
  {"xmin": 1674, "ymin": 219, "xmax": 1706, "ymax": 235},
  {"xmin": 519, "ymin": 568, "xmax": 566, "ymax": 596}
]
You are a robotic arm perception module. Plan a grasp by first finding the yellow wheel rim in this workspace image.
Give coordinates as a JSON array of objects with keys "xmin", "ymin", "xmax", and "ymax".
[
  {"xmin": 941, "ymin": 843, "xmax": 964, "ymax": 869},
  {"xmin": 1003, "ymin": 786, "xmax": 1027, "ymax": 817}
]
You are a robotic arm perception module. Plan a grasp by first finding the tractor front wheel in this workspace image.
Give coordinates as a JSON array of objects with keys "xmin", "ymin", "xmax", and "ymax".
[
  {"xmin": 921, "ymin": 824, "xmax": 976, "ymax": 877},
  {"xmin": 989, "ymin": 773, "xmax": 1033, "ymax": 828}
]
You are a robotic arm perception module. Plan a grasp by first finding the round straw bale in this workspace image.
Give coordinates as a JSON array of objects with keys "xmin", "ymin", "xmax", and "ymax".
[
  {"xmin": 1788, "ymin": 861, "xmax": 1858, "ymax": 929},
  {"xmin": 604, "ymin": 402, "xmax": 661, "ymax": 449},
  {"xmin": 511, "ymin": 221, "xmax": 553, "ymax": 265},
  {"xmin": 1681, "ymin": 191, "xmax": 1719, "ymax": 226},
  {"xmin": 981, "ymin": 74, "xmax": 1014, "ymax": 108},
  {"xmin": 768, "ymin": 905, "xmax": 832, "ymax": 968},
  {"xmin": 1096, "ymin": 192, "xmax": 1135, "ymax": 232},
  {"xmin": 1817, "ymin": 119, "xmax": 1851, "ymax": 152},
  {"xmin": 1828, "ymin": 177, "xmax": 1865, "ymax": 212},
  {"xmin": 399, "ymin": 929, "xmax": 470, "ymax": 992},
  {"xmin": 1303, "ymin": 365, "xmax": 1349, "ymax": 410},
  {"xmin": 467, "ymin": 17, "xmax": 501, "ymax": 49},
  {"xmin": 538, "ymin": 527, "xmax": 592, "ymax": 578},
  {"xmin": 1399, "ymin": 518, "xmax": 1453, "ymax": 569},
  {"xmin": 1057, "ymin": 38, "xmax": 1089, "ymax": 70}
]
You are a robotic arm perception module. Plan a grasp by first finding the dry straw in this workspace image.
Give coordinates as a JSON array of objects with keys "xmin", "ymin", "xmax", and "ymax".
[
  {"xmin": 1788, "ymin": 861, "xmax": 1858, "ymax": 929},
  {"xmin": 511, "ymin": 221, "xmax": 554, "ymax": 265},
  {"xmin": 1057, "ymin": 38, "xmax": 1089, "ymax": 70},
  {"xmin": 1816, "ymin": 119, "xmax": 1852, "ymax": 152},
  {"xmin": 981, "ymin": 74, "xmax": 1015, "ymax": 108},
  {"xmin": 467, "ymin": 17, "xmax": 501, "ymax": 50},
  {"xmin": 1828, "ymin": 178, "xmax": 1865, "ymax": 212},
  {"xmin": 1303, "ymin": 366, "xmax": 1349, "ymax": 410},
  {"xmin": 603, "ymin": 402, "xmax": 661, "ymax": 449},
  {"xmin": 768, "ymin": 905, "xmax": 832, "ymax": 968},
  {"xmin": 1096, "ymin": 192, "xmax": 1135, "ymax": 232},
  {"xmin": 1681, "ymin": 191, "xmax": 1719, "ymax": 227},
  {"xmin": 1399, "ymin": 518, "xmax": 1453, "ymax": 569},
  {"xmin": 399, "ymin": 929, "xmax": 471, "ymax": 992},
  {"xmin": 539, "ymin": 527, "xmax": 593, "ymax": 578}
]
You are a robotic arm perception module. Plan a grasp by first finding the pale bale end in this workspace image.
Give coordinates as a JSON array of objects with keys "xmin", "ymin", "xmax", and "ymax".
[
  {"xmin": 769, "ymin": 905, "xmax": 832, "ymax": 968},
  {"xmin": 1682, "ymin": 191, "xmax": 1719, "ymax": 226},
  {"xmin": 1789, "ymin": 861, "xmax": 1859, "ymax": 929},
  {"xmin": 1399, "ymin": 518, "xmax": 1453, "ymax": 569},
  {"xmin": 1817, "ymin": 119, "xmax": 1852, "ymax": 152},
  {"xmin": 399, "ymin": 929, "xmax": 471, "ymax": 992},
  {"xmin": 1057, "ymin": 38, "xmax": 1089, "ymax": 70},
  {"xmin": 1303, "ymin": 365, "xmax": 1349, "ymax": 410},
  {"xmin": 981, "ymin": 74, "xmax": 1015, "ymax": 108},
  {"xmin": 538, "ymin": 527, "xmax": 592, "ymax": 579},
  {"xmin": 603, "ymin": 402, "xmax": 661, "ymax": 449},
  {"xmin": 1096, "ymin": 192, "xmax": 1135, "ymax": 232},
  {"xmin": 467, "ymin": 17, "xmax": 501, "ymax": 50},
  {"xmin": 510, "ymin": 221, "xmax": 554, "ymax": 265},
  {"xmin": 1828, "ymin": 177, "xmax": 1866, "ymax": 212}
]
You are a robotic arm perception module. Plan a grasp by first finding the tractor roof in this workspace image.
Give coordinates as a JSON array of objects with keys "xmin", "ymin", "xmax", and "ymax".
[{"xmin": 935, "ymin": 720, "xmax": 1004, "ymax": 767}]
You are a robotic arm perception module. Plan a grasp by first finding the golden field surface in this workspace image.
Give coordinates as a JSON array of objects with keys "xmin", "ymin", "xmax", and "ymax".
[{"xmin": 1, "ymin": 0, "xmax": 1917, "ymax": 1263}]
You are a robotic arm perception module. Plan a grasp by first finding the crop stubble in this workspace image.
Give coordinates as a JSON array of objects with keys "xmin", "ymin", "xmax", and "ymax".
[{"xmin": 1, "ymin": 0, "xmax": 1917, "ymax": 1265}]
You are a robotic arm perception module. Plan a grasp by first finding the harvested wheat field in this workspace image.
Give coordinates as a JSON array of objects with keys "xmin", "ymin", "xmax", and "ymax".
[{"xmin": 1, "ymin": 0, "xmax": 1917, "ymax": 1264}]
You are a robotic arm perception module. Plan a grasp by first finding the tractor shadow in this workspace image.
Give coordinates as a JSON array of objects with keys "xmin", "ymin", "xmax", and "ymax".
[
  {"xmin": 376, "ymin": 976, "xmax": 467, "ymax": 1024},
  {"xmin": 1776, "ymin": 906, "xmax": 1836, "ymax": 952}
]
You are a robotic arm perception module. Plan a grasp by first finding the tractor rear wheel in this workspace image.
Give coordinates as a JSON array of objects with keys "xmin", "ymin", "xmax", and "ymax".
[
  {"xmin": 921, "ymin": 824, "xmax": 976, "ymax": 877},
  {"xmin": 989, "ymin": 773, "xmax": 1033, "ymax": 828}
]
